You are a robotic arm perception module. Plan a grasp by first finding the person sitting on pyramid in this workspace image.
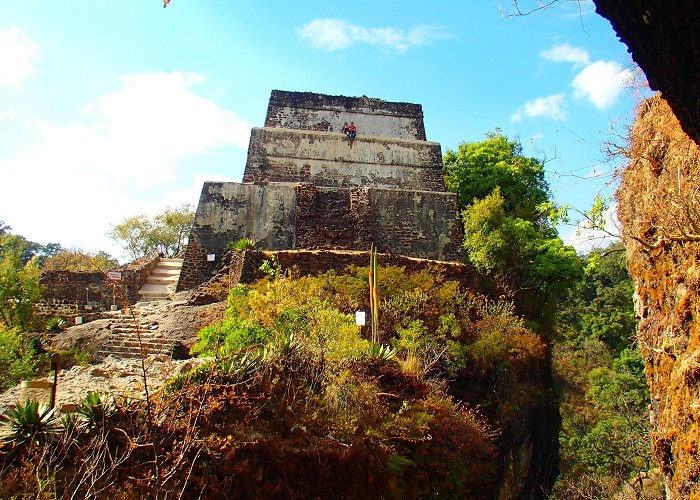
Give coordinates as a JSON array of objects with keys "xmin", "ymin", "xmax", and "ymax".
[{"xmin": 346, "ymin": 121, "xmax": 357, "ymax": 146}]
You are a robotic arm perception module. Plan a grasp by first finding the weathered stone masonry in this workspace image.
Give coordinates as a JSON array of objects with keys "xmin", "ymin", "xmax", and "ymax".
[{"xmin": 178, "ymin": 90, "xmax": 463, "ymax": 290}]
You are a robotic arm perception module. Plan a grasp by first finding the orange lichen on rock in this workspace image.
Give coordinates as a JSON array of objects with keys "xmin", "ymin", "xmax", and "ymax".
[{"xmin": 617, "ymin": 95, "xmax": 700, "ymax": 498}]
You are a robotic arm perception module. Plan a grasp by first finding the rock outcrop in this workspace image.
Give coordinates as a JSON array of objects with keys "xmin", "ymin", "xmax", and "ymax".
[
  {"xmin": 594, "ymin": 0, "xmax": 700, "ymax": 146},
  {"xmin": 617, "ymin": 96, "xmax": 700, "ymax": 498}
]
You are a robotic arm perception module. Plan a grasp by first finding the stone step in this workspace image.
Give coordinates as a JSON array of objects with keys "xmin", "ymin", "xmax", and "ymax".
[
  {"xmin": 151, "ymin": 268, "xmax": 181, "ymax": 277},
  {"xmin": 139, "ymin": 284, "xmax": 171, "ymax": 295},
  {"xmin": 138, "ymin": 259, "xmax": 183, "ymax": 302},
  {"xmin": 157, "ymin": 258, "xmax": 183, "ymax": 267},
  {"xmin": 146, "ymin": 276, "xmax": 178, "ymax": 285},
  {"xmin": 112, "ymin": 329, "xmax": 159, "ymax": 336},
  {"xmin": 109, "ymin": 331, "xmax": 169, "ymax": 339},
  {"xmin": 140, "ymin": 294, "xmax": 170, "ymax": 302},
  {"xmin": 108, "ymin": 341, "xmax": 177, "ymax": 349},
  {"xmin": 103, "ymin": 345, "xmax": 175, "ymax": 354},
  {"xmin": 97, "ymin": 349, "xmax": 172, "ymax": 359}
]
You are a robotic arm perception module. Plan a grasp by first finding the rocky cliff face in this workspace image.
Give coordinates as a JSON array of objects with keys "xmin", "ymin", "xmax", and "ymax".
[
  {"xmin": 594, "ymin": 0, "xmax": 700, "ymax": 146},
  {"xmin": 617, "ymin": 96, "xmax": 700, "ymax": 498}
]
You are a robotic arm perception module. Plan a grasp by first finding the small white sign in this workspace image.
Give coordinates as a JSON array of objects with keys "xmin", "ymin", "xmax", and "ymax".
[
  {"xmin": 207, "ymin": 254, "xmax": 216, "ymax": 262},
  {"xmin": 75, "ymin": 316, "xmax": 83, "ymax": 325},
  {"xmin": 107, "ymin": 271, "xmax": 122, "ymax": 281},
  {"xmin": 355, "ymin": 311, "xmax": 366, "ymax": 326}
]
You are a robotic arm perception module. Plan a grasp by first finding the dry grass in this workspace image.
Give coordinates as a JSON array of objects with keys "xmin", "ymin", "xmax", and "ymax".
[{"xmin": 617, "ymin": 94, "xmax": 700, "ymax": 498}]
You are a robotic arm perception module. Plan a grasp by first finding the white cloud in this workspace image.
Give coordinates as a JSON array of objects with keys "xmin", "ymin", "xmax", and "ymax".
[
  {"xmin": 572, "ymin": 60, "xmax": 633, "ymax": 109},
  {"xmin": 0, "ymin": 71, "xmax": 251, "ymax": 261},
  {"xmin": 540, "ymin": 43, "xmax": 590, "ymax": 66},
  {"xmin": 564, "ymin": 203, "xmax": 621, "ymax": 254},
  {"xmin": 511, "ymin": 93, "xmax": 567, "ymax": 122},
  {"xmin": 0, "ymin": 26, "xmax": 38, "ymax": 88},
  {"xmin": 296, "ymin": 18, "xmax": 449, "ymax": 52}
]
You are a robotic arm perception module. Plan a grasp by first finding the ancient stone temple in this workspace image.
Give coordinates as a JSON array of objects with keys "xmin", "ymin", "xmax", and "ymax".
[{"xmin": 177, "ymin": 90, "xmax": 463, "ymax": 289}]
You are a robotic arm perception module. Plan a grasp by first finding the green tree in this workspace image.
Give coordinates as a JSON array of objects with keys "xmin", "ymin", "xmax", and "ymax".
[
  {"xmin": 0, "ymin": 325, "xmax": 45, "ymax": 390},
  {"xmin": 108, "ymin": 204, "xmax": 194, "ymax": 260},
  {"xmin": 444, "ymin": 132, "xmax": 581, "ymax": 302},
  {"xmin": 558, "ymin": 243, "xmax": 636, "ymax": 353},
  {"xmin": 0, "ymin": 233, "xmax": 43, "ymax": 330},
  {"xmin": 443, "ymin": 131, "xmax": 549, "ymax": 224},
  {"xmin": 42, "ymin": 248, "xmax": 118, "ymax": 272},
  {"xmin": 152, "ymin": 204, "xmax": 194, "ymax": 257},
  {"xmin": 0, "ymin": 221, "xmax": 61, "ymax": 266},
  {"xmin": 553, "ymin": 245, "xmax": 655, "ymax": 496}
]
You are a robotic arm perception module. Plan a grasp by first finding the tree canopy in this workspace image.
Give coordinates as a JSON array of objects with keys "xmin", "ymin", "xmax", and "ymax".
[
  {"xmin": 0, "ymin": 220, "xmax": 60, "ymax": 266},
  {"xmin": 443, "ymin": 131, "xmax": 550, "ymax": 224},
  {"xmin": 553, "ymin": 244, "xmax": 654, "ymax": 496},
  {"xmin": 108, "ymin": 204, "xmax": 194, "ymax": 260},
  {"xmin": 0, "ymin": 230, "xmax": 42, "ymax": 330},
  {"xmin": 443, "ymin": 132, "xmax": 580, "ymax": 304},
  {"xmin": 42, "ymin": 249, "xmax": 119, "ymax": 272}
]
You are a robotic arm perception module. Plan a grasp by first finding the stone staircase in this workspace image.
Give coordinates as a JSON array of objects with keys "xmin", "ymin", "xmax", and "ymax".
[
  {"xmin": 97, "ymin": 307, "xmax": 181, "ymax": 359},
  {"xmin": 138, "ymin": 258, "xmax": 183, "ymax": 301}
]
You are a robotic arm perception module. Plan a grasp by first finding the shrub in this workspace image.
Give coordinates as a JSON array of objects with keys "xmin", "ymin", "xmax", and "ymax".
[
  {"xmin": 468, "ymin": 314, "xmax": 546, "ymax": 374},
  {"xmin": 192, "ymin": 317, "xmax": 270, "ymax": 357},
  {"xmin": 0, "ymin": 326, "xmax": 46, "ymax": 391}
]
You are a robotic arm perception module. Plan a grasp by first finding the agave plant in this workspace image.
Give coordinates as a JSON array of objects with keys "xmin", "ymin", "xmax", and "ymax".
[
  {"xmin": 0, "ymin": 399, "xmax": 62, "ymax": 446},
  {"xmin": 366, "ymin": 343, "xmax": 397, "ymax": 361},
  {"xmin": 227, "ymin": 237, "xmax": 255, "ymax": 253},
  {"xmin": 76, "ymin": 391, "xmax": 113, "ymax": 428},
  {"xmin": 218, "ymin": 346, "xmax": 266, "ymax": 380},
  {"xmin": 46, "ymin": 317, "xmax": 67, "ymax": 333},
  {"xmin": 274, "ymin": 332, "xmax": 304, "ymax": 358}
]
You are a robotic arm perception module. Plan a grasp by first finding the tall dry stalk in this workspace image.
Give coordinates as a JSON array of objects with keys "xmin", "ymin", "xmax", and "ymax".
[{"xmin": 368, "ymin": 244, "xmax": 379, "ymax": 345}]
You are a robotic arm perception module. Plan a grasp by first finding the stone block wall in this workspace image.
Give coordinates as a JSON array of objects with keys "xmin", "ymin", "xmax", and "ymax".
[
  {"xmin": 243, "ymin": 128, "xmax": 444, "ymax": 190},
  {"xmin": 264, "ymin": 90, "xmax": 427, "ymax": 140},
  {"xmin": 180, "ymin": 180, "xmax": 464, "ymax": 289},
  {"xmin": 294, "ymin": 185, "xmax": 373, "ymax": 251},
  {"xmin": 37, "ymin": 256, "xmax": 159, "ymax": 318},
  {"xmin": 40, "ymin": 270, "xmax": 110, "ymax": 308},
  {"xmin": 368, "ymin": 189, "xmax": 463, "ymax": 262},
  {"xmin": 238, "ymin": 250, "xmax": 481, "ymax": 292},
  {"xmin": 116, "ymin": 256, "xmax": 161, "ymax": 304},
  {"xmin": 193, "ymin": 181, "xmax": 298, "ymax": 249}
]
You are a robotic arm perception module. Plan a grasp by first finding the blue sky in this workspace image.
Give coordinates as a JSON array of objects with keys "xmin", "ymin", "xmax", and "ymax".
[{"xmin": 0, "ymin": 1, "xmax": 640, "ymax": 261}]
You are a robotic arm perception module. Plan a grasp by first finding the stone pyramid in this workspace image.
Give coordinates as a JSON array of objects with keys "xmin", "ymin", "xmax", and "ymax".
[{"xmin": 178, "ymin": 90, "xmax": 463, "ymax": 289}]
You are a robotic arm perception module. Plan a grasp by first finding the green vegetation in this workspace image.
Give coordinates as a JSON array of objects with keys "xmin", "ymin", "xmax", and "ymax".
[
  {"xmin": 0, "ymin": 400, "xmax": 61, "ymax": 446},
  {"xmin": 42, "ymin": 248, "xmax": 118, "ymax": 272},
  {"xmin": 0, "ymin": 231, "xmax": 43, "ymax": 330},
  {"xmin": 443, "ymin": 131, "xmax": 581, "ymax": 309},
  {"xmin": 193, "ymin": 265, "xmax": 548, "ymax": 425},
  {"xmin": 443, "ymin": 131, "xmax": 549, "ymax": 222},
  {"xmin": 108, "ymin": 203, "xmax": 194, "ymax": 259},
  {"xmin": 0, "ymin": 326, "xmax": 46, "ymax": 391},
  {"xmin": 0, "ymin": 226, "xmax": 48, "ymax": 389},
  {"xmin": 552, "ymin": 244, "xmax": 659, "ymax": 498},
  {"xmin": 0, "ymin": 220, "xmax": 61, "ymax": 267},
  {"xmin": 2, "ymin": 265, "xmax": 532, "ymax": 497},
  {"xmin": 226, "ymin": 237, "xmax": 255, "ymax": 252},
  {"xmin": 75, "ymin": 391, "xmax": 113, "ymax": 429}
]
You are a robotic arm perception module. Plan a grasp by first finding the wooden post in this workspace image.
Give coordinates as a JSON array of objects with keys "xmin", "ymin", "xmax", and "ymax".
[{"xmin": 50, "ymin": 352, "xmax": 62, "ymax": 409}]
